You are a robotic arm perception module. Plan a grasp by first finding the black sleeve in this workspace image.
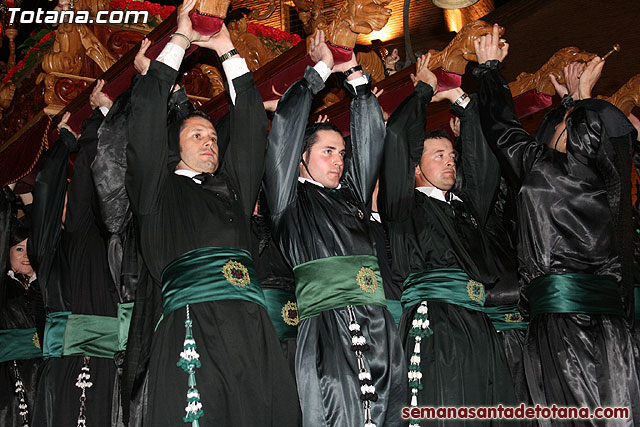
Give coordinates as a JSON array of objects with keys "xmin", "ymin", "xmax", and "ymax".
[
  {"xmin": 455, "ymin": 95, "xmax": 501, "ymax": 227},
  {"xmin": 64, "ymin": 108, "xmax": 105, "ymax": 233},
  {"xmin": 379, "ymin": 82, "xmax": 433, "ymax": 222},
  {"xmin": 342, "ymin": 76, "xmax": 386, "ymax": 207},
  {"xmin": 28, "ymin": 130, "xmax": 76, "ymax": 273},
  {"xmin": 473, "ymin": 61, "xmax": 545, "ymax": 187},
  {"xmin": 263, "ymin": 66, "xmax": 325, "ymax": 228},
  {"xmin": 126, "ymin": 60, "xmax": 177, "ymax": 216},
  {"xmin": 220, "ymin": 72, "xmax": 269, "ymax": 216}
]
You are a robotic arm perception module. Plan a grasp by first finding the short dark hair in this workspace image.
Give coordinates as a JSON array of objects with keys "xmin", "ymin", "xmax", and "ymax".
[
  {"xmin": 424, "ymin": 129, "xmax": 452, "ymax": 143},
  {"xmin": 302, "ymin": 121, "xmax": 342, "ymax": 160},
  {"xmin": 422, "ymin": 129, "xmax": 453, "ymax": 155},
  {"xmin": 179, "ymin": 110, "xmax": 214, "ymax": 133}
]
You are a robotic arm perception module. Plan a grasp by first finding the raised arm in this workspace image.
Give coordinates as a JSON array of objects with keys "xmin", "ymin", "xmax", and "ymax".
[
  {"xmin": 340, "ymin": 54, "xmax": 386, "ymax": 207},
  {"xmin": 263, "ymin": 31, "xmax": 331, "ymax": 228},
  {"xmin": 473, "ymin": 25, "xmax": 543, "ymax": 186},
  {"xmin": 29, "ymin": 118, "xmax": 77, "ymax": 272},
  {"xmin": 65, "ymin": 82, "xmax": 111, "ymax": 233},
  {"xmin": 207, "ymin": 27, "xmax": 268, "ymax": 216},
  {"xmin": 126, "ymin": 59, "xmax": 175, "ymax": 215},
  {"xmin": 379, "ymin": 55, "xmax": 436, "ymax": 222},
  {"xmin": 454, "ymin": 93, "xmax": 501, "ymax": 227}
]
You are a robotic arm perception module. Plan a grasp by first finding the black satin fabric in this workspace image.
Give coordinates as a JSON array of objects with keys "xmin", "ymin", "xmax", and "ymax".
[
  {"xmin": 496, "ymin": 329, "xmax": 529, "ymax": 405},
  {"xmin": 297, "ymin": 305, "xmax": 407, "ymax": 427},
  {"xmin": 399, "ymin": 302, "xmax": 517, "ymax": 426},
  {"xmin": 474, "ymin": 61, "xmax": 633, "ymax": 290},
  {"xmin": 379, "ymin": 84, "xmax": 501, "ymax": 287},
  {"xmin": 525, "ymin": 314, "xmax": 640, "ymax": 426},
  {"xmin": 0, "ymin": 276, "xmax": 45, "ymax": 427},
  {"xmin": 264, "ymin": 67, "xmax": 406, "ymax": 426},
  {"xmin": 126, "ymin": 61, "xmax": 298, "ymax": 426},
  {"xmin": 251, "ymin": 212, "xmax": 298, "ymax": 376},
  {"xmin": 475, "ymin": 61, "xmax": 640, "ymax": 424},
  {"xmin": 146, "ymin": 300, "xmax": 300, "ymax": 427},
  {"xmin": 483, "ymin": 179, "xmax": 520, "ymax": 308},
  {"xmin": 370, "ymin": 218, "xmax": 402, "ymax": 301},
  {"xmin": 0, "ymin": 358, "xmax": 43, "ymax": 427}
]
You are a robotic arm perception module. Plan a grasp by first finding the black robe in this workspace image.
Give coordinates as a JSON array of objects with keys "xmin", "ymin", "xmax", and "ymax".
[
  {"xmin": 251, "ymin": 212, "xmax": 297, "ymax": 375},
  {"xmin": 0, "ymin": 188, "xmax": 45, "ymax": 427},
  {"xmin": 475, "ymin": 59, "xmax": 640, "ymax": 426},
  {"xmin": 379, "ymin": 82, "xmax": 516, "ymax": 422},
  {"xmin": 125, "ymin": 60, "xmax": 298, "ymax": 427},
  {"xmin": 264, "ymin": 66, "xmax": 406, "ymax": 427}
]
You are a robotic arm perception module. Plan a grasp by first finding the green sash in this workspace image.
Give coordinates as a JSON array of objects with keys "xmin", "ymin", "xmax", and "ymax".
[
  {"xmin": 401, "ymin": 268, "xmax": 485, "ymax": 311},
  {"xmin": 528, "ymin": 274, "xmax": 623, "ymax": 316},
  {"xmin": 293, "ymin": 255, "xmax": 386, "ymax": 320},
  {"xmin": 263, "ymin": 289, "xmax": 298, "ymax": 338},
  {"xmin": 161, "ymin": 247, "xmax": 267, "ymax": 317},
  {"xmin": 63, "ymin": 314, "xmax": 119, "ymax": 358},
  {"xmin": 0, "ymin": 328, "xmax": 42, "ymax": 363},
  {"xmin": 386, "ymin": 299, "xmax": 402, "ymax": 328},
  {"xmin": 483, "ymin": 305, "xmax": 528, "ymax": 331},
  {"xmin": 43, "ymin": 311, "xmax": 71, "ymax": 358},
  {"xmin": 118, "ymin": 302, "xmax": 134, "ymax": 351},
  {"xmin": 44, "ymin": 309, "xmax": 127, "ymax": 358}
]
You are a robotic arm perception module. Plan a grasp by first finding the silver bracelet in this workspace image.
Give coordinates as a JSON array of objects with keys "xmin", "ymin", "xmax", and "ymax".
[
  {"xmin": 452, "ymin": 92, "xmax": 468, "ymax": 107},
  {"xmin": 170, "ymin": 33, "xmax": 191, "ymax": 50}
]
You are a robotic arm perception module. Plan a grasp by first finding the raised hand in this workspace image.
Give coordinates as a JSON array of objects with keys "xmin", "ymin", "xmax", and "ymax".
[
  {"xmin": 134, "ymin": 38, "xmax": 151, "ymax": 75},
  {"xmin": 578, "ymin": 56, "xmax": 604, "ymax": 100},
  {"xmin": 549, "ymin": 62, "xmax": 584, "ymax": 99},
  {"xmin": 57, "ymin": 111, "xmax": 78, "ymax": 139},
  {"xmin": 410, "ymin": 53, "xmax": 437, "ymax": 93},
  {"xmin": 450, "ymin": 116, "xmax": 461, "ymax": 138},
  {"xmin": 193, "ymin": 24, "xmax": 235, "ymax": 55},
  {"xmin": 474, "ymin": 24, "xmax": 509, "ymax": 65},
  {"xmin": 308, "ymin": 30, "xmax": 334, "ymax": 70},
  {"xmin": 89, "ymin": 79, "xmax": 113, "ymax": 110}
]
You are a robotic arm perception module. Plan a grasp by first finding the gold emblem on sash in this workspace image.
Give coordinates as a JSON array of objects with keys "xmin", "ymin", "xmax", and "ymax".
[
  {"xmin": 222, "ymin": 260, "xmax": 250, "ymax": 287},
  {"xmin": 357, "ymin": 267, "xmax": 378, "ymax": 293},
  {"xmin": 33, "ymin": 332, "xmax": 41, "ymax": 349},
  {"xmin": 281, "ymin": 301, "xmax": 299, "ymax": 326},
  {"xmin": 466, "ymin": 280, "xmax": 485, "ymax": 303},
  {"xmin": 505, "ymin": 312, "xmax": 523, "ymax": 323}
]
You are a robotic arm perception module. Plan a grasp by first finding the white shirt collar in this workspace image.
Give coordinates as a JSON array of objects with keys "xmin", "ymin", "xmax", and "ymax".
[
  {"xmin": 416, "ymin": 186, "xmax": 462, "ymax": 204},
  {"xmin": 297, "ymin": 177, "xmax": 341, "ymax": 190},
  {"xmin": 175, "ymin": 169, "xmax": 202, "ymax": 184},
  {"xmin": 370, "ymin": 212, "xmax": 381, "ymax": 223},
  {"xmin": 7, "ymin": 270, "xmax": 37, "ymax": 284}
]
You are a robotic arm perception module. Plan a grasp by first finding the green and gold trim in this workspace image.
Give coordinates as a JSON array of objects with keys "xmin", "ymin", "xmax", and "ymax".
[{"xmin": 293, "ymin": 255, "xmax": 386, "ymax": 320}]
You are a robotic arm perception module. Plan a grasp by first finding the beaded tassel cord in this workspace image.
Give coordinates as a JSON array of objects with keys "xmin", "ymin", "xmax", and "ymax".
[
  {"xmin": 177, "ymin": 304, "xmax": 203, "ymax": 426},
  {"xmin": 75, "ymin": 356, "xmax": 93, "ymax": 427},
  {"xmin": 12, "ymin": 361, "xmax": 29, "ymax": 427},
  {"xmin": 347, "ymin": 305, "xmax": 378, "ymax": 427},
  {"xmin": 408, "ymin": 302, "xmax": 432, "ymax": 427}
]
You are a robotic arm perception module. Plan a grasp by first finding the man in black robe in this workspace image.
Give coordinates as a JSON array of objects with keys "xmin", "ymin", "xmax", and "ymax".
[
  {"xmin": 29, "ymin": 82, "xmax": 120, "ymax": 425},
  {"xmin": 379, "ymin": 53, "xmax": 516, "ymax": 424},
  {"xmin": 474, "ymin": 25, "xmax": 640, "ymax": 426},
  {"xmin": 125, "ymin": 2, "xmax": 298, "ymax": 426},
  {"xmin": 263, "ymin": 30, "xmax": 406, "ymax": 427}
]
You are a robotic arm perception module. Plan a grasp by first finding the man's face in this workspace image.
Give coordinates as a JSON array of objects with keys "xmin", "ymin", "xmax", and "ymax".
[
  {"xmin": 177, "ymin": 117, "xmax": 219, "ymax": 173},
  {"xmin": 299, "ymin": 130, "xmax": 346, "ymax": 189},
  {"xmin": 415, "ymin": 137, "xmax": 457, "ymax": 190}
]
